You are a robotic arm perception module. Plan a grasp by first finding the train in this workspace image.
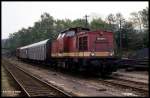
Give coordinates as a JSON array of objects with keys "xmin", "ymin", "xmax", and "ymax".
[{"xmin": 16, "ymin": 27, "xmax": 118, "ymax": 76}]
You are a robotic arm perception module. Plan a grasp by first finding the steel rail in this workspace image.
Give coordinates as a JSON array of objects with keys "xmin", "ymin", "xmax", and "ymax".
[
  {"xmin": 3, "ymin": 63, "xmax": 74, "ymax": 97},
  {"xmin": 98, "ymin": 78, "xmax": 148, "ymax": 94}
]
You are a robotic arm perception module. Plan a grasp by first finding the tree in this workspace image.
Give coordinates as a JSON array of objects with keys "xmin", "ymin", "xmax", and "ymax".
[
  {"xmin": 116, "ymin": 13, "xmax": 125, "ymax": 30},
  {"xmin": 31, "ymin": 12, "xmax": 55, "ymax": 42},
  {"xmin": 90, "ymin": 18, "xmax": 107, "ymax": 31},
  {"xmin": 139, "ymin": 7, "xmax": 148, "ymax": 29},
  {"xmin": 105, "ymin": 14, "xmax": 116, "ymax": 31},
  {"xmin": 115, "ymin": 13, "xmax": 125, "ymax": 56},
  {"xmin": 121, "ymin": 22, "xmax": 135, "ymax": 50},
  {"xmin": 129, "ymin": 7, "xmax": 148, "ymax": 49},
  {"xmin": 5, "ymin": 9, "xmax": 148, "ymax": 57},
  {"xmin": 72, "ymin": 18, "xmax": 85, "ymax": 28},
  {"xmin": 130, "ymin": 12, "xmax": 143, "ymax": 32}
]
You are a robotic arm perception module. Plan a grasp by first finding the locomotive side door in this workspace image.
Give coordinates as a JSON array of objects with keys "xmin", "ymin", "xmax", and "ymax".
[{"xmin": 78, "ymin": 35, "xmax": 88, "ymax": 57}]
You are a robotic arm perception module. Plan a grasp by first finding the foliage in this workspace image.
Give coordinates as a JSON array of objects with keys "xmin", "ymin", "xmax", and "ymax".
[{"xmin": 5, "ymin": 8, "xmax": 148, "ymax": 56}]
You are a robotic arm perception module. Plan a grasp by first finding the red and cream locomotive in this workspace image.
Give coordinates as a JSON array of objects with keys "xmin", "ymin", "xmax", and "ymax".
[{"xmin": 17, "ymin": 27, "xmax": 118, "ymax": 76}]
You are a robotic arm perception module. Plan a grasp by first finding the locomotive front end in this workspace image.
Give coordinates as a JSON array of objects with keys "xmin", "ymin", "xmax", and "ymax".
[
  {"xmin": 77, "ymin": 30, "xmax": 118, "ymax": 75},
  {"xmin": 51, "ymin": 27, "xmax": 118, "ymax": 76},
  {"xmin": 77, "ymin": 30, "xmax": 115, "ymax": 58}
]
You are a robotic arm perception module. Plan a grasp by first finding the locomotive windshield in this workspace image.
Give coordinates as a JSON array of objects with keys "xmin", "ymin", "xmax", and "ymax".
[
  {"xmin": 57, "ymin": 31, "xmax": 75, "ymax": 39},
  {"xmin": 57, "ymin": 34, "xmax": 61, "ymax": 39},
  {"xmin": 65, "ymin": 31, "xmax": 75, "ymax": 37},
  {"xmin": 57, "ymin": 33, "xmax": 65, "ymax": 39}
]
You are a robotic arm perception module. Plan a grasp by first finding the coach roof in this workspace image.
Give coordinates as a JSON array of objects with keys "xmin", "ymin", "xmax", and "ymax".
[{"xmin": 19, "ymin": 39, "xmax": 49, "ymax": 49}]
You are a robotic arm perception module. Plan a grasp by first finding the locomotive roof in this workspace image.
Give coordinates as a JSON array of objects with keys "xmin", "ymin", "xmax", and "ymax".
[
  {"xmin": 60, "ymin": 27, "xmax": 90, "ymax": 34},
  {"xmin": 19, "ymin": 39, "xmax": 49, "ymax": 49}
]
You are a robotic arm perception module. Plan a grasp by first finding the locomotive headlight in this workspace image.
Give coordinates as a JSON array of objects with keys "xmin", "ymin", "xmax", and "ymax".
[
  {"xmin": 109, "ymin": 53, "xmax": 113, "ymax": 56},
  {"xmin": 90, "ymin": 52, "xmax": 95, "ymax": 56},
  {"xmin": 109, "ymin": 51, "xmax": 114, "ymax": 56}
]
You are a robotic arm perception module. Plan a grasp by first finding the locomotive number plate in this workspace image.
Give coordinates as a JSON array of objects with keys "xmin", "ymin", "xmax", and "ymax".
[{"xmin": 96, "ymin": 37, "xmax": 106, "ymax": 40}]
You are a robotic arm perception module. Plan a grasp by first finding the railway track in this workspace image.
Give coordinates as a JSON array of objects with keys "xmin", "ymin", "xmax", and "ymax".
[
  {"xmin": 112, "ymin": 75, "xmax": 148, "ymax": 84},
  {"xmin": 119, "ymin": 58, "xmax": 148, "ymax": 70},
  {"xmin": 98, "ymin": 77, "xmax": 148, "ymax": 95},
  {"xmin": 3, "ymin": 57, "xmax": 148, "ymax": 97},
  {"xmin": 3, "ymin": 60, "xmax": 73, "ymax": 97}
]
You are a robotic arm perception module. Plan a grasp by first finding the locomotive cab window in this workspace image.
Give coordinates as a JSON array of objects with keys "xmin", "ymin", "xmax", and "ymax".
[
  {"xmin": 57, "ymin": 33, "xmax": 66, "ymax": 39},
  {"xmin": 61, "ymin": 33, "xmax": 65, "ymax": 38},
  {"xmin": 66, "ymin": 31, "xmax": 75, "ymax": 37},
  {"xmin": 79, "ymin": 36, "xmax": 88, "ymax": 51},
  {"xmin": 57, "ymin": 34, "xmax": 61, "ymax": 39}
]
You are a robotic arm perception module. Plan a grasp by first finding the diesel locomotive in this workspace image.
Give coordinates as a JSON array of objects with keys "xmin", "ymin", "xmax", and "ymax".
[{"xmin": 16, "ymin": 27, "xmax": 118, "ymax": 76}]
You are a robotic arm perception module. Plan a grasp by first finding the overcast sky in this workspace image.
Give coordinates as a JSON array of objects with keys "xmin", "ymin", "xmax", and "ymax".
[{"xmin": 2, "ymin": 1, "xmax": 148, "ymax": 39}]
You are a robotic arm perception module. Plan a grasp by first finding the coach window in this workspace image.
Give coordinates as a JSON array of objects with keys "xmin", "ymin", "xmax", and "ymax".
[{"xmin": 26, "ymin": 50, "xmax": 28, "ymax": 54}]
